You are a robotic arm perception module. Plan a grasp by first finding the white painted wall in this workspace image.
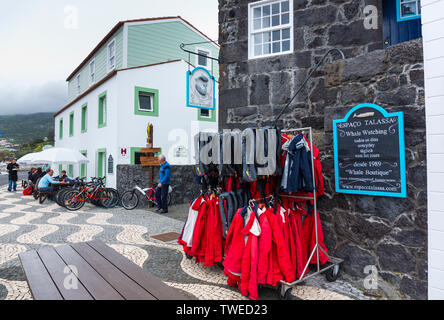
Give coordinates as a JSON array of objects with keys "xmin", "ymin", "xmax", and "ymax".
[
  {"xmin": 422, "ymin": 0, "xmax": 444, "ymax": 300},
  {"xmin": 55, "ymin": 76, "xmax": 118, "ymax": 187},
  {"xmin": 55, "ymin": 60, "xmax": 218, "ymax": 188},
  {"xmin": 115, "ymin": 60, "xmax": 218, "ymax": 168}
]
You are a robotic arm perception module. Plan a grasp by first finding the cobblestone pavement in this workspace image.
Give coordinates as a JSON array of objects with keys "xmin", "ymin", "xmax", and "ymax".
[{"xmin": 0, "ymin": 187, "xmax": 372, "ymax": 300}]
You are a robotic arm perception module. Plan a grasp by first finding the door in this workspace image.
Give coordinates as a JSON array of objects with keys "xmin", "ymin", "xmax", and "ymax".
[{"xmin": 383, "ymin": 0, "xmax": 422, "ymax": 48}]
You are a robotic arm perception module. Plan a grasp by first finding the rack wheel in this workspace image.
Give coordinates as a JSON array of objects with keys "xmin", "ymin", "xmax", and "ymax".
[
  {"xmin": 185, "ymin": 253, "xmax": 193, "ymax": 260},
  {"xmin": 325, "ymin": 264, "xmax": 341, "ymax": 282},
  {"xmin": 277, "ymin": 285, "xmax": 293, "ymax": 300}
]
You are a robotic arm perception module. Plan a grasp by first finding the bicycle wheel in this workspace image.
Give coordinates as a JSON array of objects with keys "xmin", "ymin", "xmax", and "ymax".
[
  {"xmin": 107, "ymin": 188, "xmax": 120, "ymax": 207},
  {"xmin": 121, "ymin": 191, "xmax": 139, "ymax": 210},
  {"xmin": 56, "ymin": 188, "xmax": 70, "ymax": 207},
  {"xmin": 99, "ymin": 189, "xmax": 117, "ymax": 208},
  {"xmin": 167, "ymin": 193, "xmax": 172, "ymax": 206},
  {"xmin": 90, "ymin": 190, "xmax": 101, "ymax": 206},
  {"xmin": 64, "ymin": 190, "xmax": 86, "ymax": 211}
]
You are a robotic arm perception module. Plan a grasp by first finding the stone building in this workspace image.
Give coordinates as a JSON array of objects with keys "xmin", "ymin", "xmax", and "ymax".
[{"xmin": 218, "ymin": 0, "xmax": 430, "ymax": 299}]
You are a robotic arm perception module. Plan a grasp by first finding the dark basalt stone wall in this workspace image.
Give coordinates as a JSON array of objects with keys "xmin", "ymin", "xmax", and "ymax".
[
  {"xmin": 218, "ymin": 0, "xmax": 426, "ymax": 299},
  {"xmin": 116, "ymin": 165, "xmax": 199, "ymax": 207}
]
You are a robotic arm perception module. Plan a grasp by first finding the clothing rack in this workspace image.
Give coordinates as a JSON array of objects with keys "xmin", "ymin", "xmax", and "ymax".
[
  {"xmin": 248, "ymin": 194, "xmax": 273, "ymax": 206},
  {"xmin": 277, "ymin": 127, "xmax": 343, "ymax": 299}
]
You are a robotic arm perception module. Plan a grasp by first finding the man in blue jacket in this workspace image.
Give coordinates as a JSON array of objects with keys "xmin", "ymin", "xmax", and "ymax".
[{"xmin": 155, "ymin": 154, "xmax": 171, "ymax": 213}]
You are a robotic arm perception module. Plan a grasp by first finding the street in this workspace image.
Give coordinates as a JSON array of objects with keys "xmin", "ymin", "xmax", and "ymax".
[{"xmin": 0, "ymin": 186, "xmax": 371, "ymax": 300}]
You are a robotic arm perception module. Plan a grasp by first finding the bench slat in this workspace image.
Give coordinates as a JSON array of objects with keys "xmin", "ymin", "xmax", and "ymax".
[
  {"xmin": 19, "ymin": 250, "xmax": 63, "ymax": 300},
  {"xmin": 55, "ymin": 244, "xmax": 124, "ymax": 300},
  {"xmin": 87, "ymin": 240, "xmax": 188, "ymax": 300},
  {"xmin": 37, "ymin": 246, "xmax": 93, "ymax": 300},
  {"xmin": 71, "ymin": 242, "xmax": 156, "ymax": 300}
]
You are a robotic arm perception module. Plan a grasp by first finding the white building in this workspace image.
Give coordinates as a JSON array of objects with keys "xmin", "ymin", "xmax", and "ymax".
[
  {"xmin": 422, "ymin": 0, "xmax": 444, "ymax": 300},
  {"xmin": 54, "ymin": 17, "xmax": 219, "ymax": 188}
]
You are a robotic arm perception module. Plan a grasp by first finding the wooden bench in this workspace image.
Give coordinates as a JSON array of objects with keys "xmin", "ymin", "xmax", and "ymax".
[{"xmin": 19, "ymin": 240, "xmax": 188, "ymax": 300}]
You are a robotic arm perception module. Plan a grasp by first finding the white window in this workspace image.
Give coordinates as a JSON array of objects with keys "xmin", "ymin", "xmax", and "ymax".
[
  {"xmin": 248, "ymin": 0, "xmax": 293, "ymax": 59},
  {"xmin": 89, "ymin": 59, "xmax": 95, "ymax": 85},
  {"xmin": 107, "ymin": 39, "xmax": 116, "ymax": 71},
  {"xmin": 138, "ymin": 92, "xmax": 153, "ymax": 112},
  {"xmin": 196, "ymin": 48, "xmax": 210, "ymax": 67},
  {"xmin": 76, "ymin": 74, "xmax": 81, "ymax": 94},
  {"xmin": 397, "ymin": 0, "xmax": 421, "ymax": 21}
]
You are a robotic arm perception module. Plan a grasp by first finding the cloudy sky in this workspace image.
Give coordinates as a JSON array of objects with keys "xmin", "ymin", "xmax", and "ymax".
[{"xmin": 0, "ymin": 0, "xmax": 218, "ymax": 115}]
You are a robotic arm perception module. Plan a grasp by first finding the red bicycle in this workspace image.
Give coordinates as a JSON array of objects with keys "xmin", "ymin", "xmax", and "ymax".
[{"xmin": 121, "ymin": 182, "xmax": 172, "ymax": 210}]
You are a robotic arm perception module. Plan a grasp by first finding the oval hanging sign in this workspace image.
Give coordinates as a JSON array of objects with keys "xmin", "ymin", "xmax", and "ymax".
[{"xmin": 333, "ymin": 103, "xmax": 407, "ymax": 198}]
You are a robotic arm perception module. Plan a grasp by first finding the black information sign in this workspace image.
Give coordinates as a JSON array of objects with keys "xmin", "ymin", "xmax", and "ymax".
[
  {"xmin": 108, "ymin": 155, "xmax": 114, "ymax": 174},
  {"xmin": 333, "ymin": 103, "xmax": 406, "ymax": 197}
]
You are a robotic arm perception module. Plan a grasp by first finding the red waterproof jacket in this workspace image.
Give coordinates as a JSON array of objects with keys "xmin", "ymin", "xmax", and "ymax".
[
  {"xmin": 290, "ymin": 207, "xmax": 307, "ymax": 278},
  {"xmin": 302, "ymin": 209, "xmax": 329, "ymax": 265},
  {"xmin": 212, "ymin": 197, "xmax": 223, "ymax": 265},
  {"xmin": 190, "ymin": 196, "xmax": 209, "ymax": 263},
  {"xmin": 304, "ymin": 138, "xmax": 324, "ymax": 196},
  {"xmin": 204, "ymin": 197, "xmax": 215, "ymax": 267},
  {"xmin": 257, "ymin": 208, "xmax": 272, "ymax": 286},
  {"xmin": 276, "ymin": 204, "xmax": 297, "ymax": 279},
  {"xmin": 223, "ymin": 208, "xmax": 246, "ymax": 285},
  {"xmin": 264, "ymin": 208, "xmax": 295, "ymax": 285},
  {"xmin": 178, "ymin": 196, "xmax": 203, "ymax": 248},
  {"xmin": 240, "ymin": 210, "xmax": 260, "ymax": 300},
  {"xmin": 197, "ymin": 196, "xmax": 223, "ymax": 267}
]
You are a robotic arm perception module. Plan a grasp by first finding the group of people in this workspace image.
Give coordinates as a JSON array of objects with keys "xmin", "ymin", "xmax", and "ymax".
[
  {"xmin": 4, "ymin": 158, "xmax": 73, "ymax": 197},
  {"xmin": 5, "ymin": 154, "xmax": 172, "ymax": 211},
  {"xmin": 27, "ymin": 166, "xmax": 72, "ymax": 193},
  {"xmin": 5, "ymin": 159, "xmax": 55, "ymax": 192},
  {"xmin": 36, "ymin": 168, "xmax": 72, "ymax": 193}
]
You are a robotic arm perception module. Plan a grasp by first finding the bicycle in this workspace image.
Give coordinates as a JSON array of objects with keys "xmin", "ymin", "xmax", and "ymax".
[
  {"xmin": 63, "ymin": 177, "xmax": 119, "ymax": 211},
  {"xmin": 121, "ymin": 181, "xmax": 173, "ymax": 210},
  {"xmin": 56, "ymin": 177, "xmax": 86, "ymax": 207}
]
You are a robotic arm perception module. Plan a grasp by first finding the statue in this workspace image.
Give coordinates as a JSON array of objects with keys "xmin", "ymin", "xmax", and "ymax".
[{"xmin": 147, "ymin": 123, "xmax": 153, "ymax": 145}]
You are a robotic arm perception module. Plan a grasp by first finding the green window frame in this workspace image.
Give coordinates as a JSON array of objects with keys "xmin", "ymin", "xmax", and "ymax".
[
  {"xmin": 130, "ymin": 147, "xmax": 162, "ymax": 164},
  {"xmin": 134, "ymin": 86, "xmax": 159, "ymax": 117},
  {"xmin": 198, "ymin": 107, "xmax": 216, "ymax": 122},
  {"xmin": 98, "ymin": 91, "xmax": 107, "ymax": 128},
  {"xmin": 80, "ymin": 150, "xmax": 87, "ymax": 179},
  {"xmin": 59, "ymin": 118, "xmax": 63, "ymax": 140},
  {"xmin": 130, "ymin": 147, "xmax": 143, "ymax": 165},
  {"xmin": 69, "ymin": 112, "xmax": 74, "ymax": 137},
  {"xmin": 58, "ymin": 164, "xmax": 63, "ymax": 175},
  {"xmin": 68, "ymin": 164, "xmax": 73, "ymax": 177},
  {"xmin": 97, "ymin": 148, "xmax": 106, "ymax": 178},
  {"xmin": 81, "ymin": 103, "xmax": 88, "ymax": 133}
]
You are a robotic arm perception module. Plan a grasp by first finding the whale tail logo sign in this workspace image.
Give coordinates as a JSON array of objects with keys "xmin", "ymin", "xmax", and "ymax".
[{"xmin": 121, "ymin": 148, "xmax": 127, "ymax": 156}]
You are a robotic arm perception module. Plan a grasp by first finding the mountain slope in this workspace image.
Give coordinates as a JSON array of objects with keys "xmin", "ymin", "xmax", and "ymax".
[{"xmin": 0, "ymin": 113, "xmax": 54, "ymax": 143}]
